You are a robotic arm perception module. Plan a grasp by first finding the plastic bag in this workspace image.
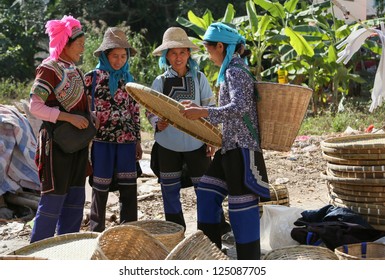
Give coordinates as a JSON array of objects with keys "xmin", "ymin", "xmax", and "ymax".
[{"xmin": 260, "ymin": 205, "xmax": 303, "ymax": 253}]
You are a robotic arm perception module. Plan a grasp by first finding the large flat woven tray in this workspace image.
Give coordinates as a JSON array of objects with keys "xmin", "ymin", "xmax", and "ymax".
[
  {"xmin": 125, "ymin": 82, "xmax": 222, "ymax": 147},
  {"xmin": 11, "ymin": 232, "xmax": 99, "ymax": 260},
  {"xmin": 321, "ymin": 133, "xmax": 385, "ymax": 150}
]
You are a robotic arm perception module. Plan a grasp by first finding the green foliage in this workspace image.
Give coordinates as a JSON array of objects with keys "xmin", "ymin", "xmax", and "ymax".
[{"xmin": 0, "ymin": 78, "xmax": 31, "ymax": 104}]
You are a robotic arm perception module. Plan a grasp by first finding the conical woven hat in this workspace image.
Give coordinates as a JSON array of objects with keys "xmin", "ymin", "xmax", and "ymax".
[
  {"xmin": 152, "ymin": 27, "xmax": 199, "ymax": 56},
  {"xmin": 94, "ymin": 27, "xmax": 137, "ymax": 57}
]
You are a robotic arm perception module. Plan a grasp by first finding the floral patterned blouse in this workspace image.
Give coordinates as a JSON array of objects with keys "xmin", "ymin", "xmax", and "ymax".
[
  {"xmin": 207, "ymin": 56, "xmax": 261, "ymax": 153},
  {"xmin": 84, "ymin": 69, "xmax": 141, "ymax": 143}
]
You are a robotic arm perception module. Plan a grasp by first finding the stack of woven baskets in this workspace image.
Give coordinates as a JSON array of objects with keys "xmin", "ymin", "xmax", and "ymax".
[{"xmin": 320, "ymin": 133, "xmax": 385, "ymax": 231}]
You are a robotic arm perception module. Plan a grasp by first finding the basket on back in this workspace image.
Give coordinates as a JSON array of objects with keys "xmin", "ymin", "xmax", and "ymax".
[
  {"xmin": 125, "ymin": 220, "xmax": 185, "ymax": 251},
  {"xmin": 91, "ymin": 225, "xmax": 169, "ymax": 260},
  {"xmin": 166, "ymin": 230, "xmax": 229, "ymax": 260},
  {"xmin": 257, "ymin": 82, "xmax": 312, "ymax": 152}
]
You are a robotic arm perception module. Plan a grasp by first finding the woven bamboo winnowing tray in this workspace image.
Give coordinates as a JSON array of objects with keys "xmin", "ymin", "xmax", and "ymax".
[
  {"xmin": 321, "ymin": 133, "xmax": 385, "ymax": 149},
  {"xmin": 256, "ymin": 82, "xmax": 312, "ymax": 152},
  {"xmin": 125, "ymin": 82, "xmax": 222, "ymax": 147},
  {"xmin": 91, "ymin": 225, "xmax": 169, "ymax": 260},
  {"xmin": 335, "ymin": 242, "xmax": 385, "ymax": 260},
  {"xmin": 166, "ymin": 230, "xmax": 229, "ymax": 260},
  {"xmin": 263, "ymin": 245, "xmax": 339, "ymax": 260},
  {"xmin": 125, "ymin": 220, "xmax": 185, "ymax": 251},
  {"xmin": 11, "ymin": 232, "xmax": 99, "ymax": 260}
]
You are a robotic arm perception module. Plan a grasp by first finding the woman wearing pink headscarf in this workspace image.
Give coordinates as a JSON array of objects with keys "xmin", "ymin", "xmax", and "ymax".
[{"xmin": 29, "ymin": 15, "xmax": 91, "ymax": 243}]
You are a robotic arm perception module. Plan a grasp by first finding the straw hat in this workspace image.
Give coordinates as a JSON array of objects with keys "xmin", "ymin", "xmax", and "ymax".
[
  {"xmin": 94, "ymin": 27, "xmax": 137, "ymax": 57},
  {"xmin": 152, "ymin": 27, "xmax": 199, "ymax": 56}
]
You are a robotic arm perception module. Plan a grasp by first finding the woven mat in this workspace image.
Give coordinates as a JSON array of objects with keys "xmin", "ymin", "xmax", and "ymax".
[
  {"xmin": 125, "ymin": 82, "xmax": 222, "ymax": 147},
  {"xmin": 12, "ymin": 232, "xmax": 99, "ymax": 260},
  {"xmin": 328, "ymin": 188, "xmax": 385, "ymax": 204},
  {"xmin": 331, "ymin": 198, "xmax": 385, "ymax": 217},
  {"xmin": 324, "ymin": 152, "xmax": 385, "ymax": 160},
  {"xmin": 321, "ymin": 133, "xmax": 385, "ymax": 149},
  {"xmin": 256, "ymin": 82, "xmax": 312, "ymax": 152},
  {"xmin": 327, "ymin": 183, "xmax": 385, "ymax": 202},
  {"xmin": 321, "ymin": 145, "xmax": 385, "ymax": 154}
]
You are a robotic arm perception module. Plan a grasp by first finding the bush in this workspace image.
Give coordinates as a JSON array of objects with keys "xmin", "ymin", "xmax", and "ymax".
[{"xmin": 0, "ymin": 78, "xmax": 31, "ymax": 104}]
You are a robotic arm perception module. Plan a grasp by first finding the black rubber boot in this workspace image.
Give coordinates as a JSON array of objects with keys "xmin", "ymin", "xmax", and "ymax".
[
  {"xmin": 220, "ymin": 213, "xmax": 232, "ymax": 235},
  {"xmin": 198, "ymin": 222, "xmax": 222, "ymax": 249},
  {"xmin": 90, "ymin": 189, "xmax": 109, "ymax": 232},
  {"xmin": 119, "ymin": 186, "xmax": 138, "ymax": 224},
  {"xmin": 165, "ymin": 212, "xmax": 186, "ymax": 229},
  {"xmin": 236, "ymin": 240, "xmax": 261, "ymax": 260}
]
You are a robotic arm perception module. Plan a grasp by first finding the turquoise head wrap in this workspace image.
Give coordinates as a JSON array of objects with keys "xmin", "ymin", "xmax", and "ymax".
[
  {"xmin": 96, "ymin": 51, "xmax": 134, "ymax": 97},
  {"xmin": 158, "ymin": 49, "xmax": 199, "ymax": 78},
  {"xmin": 203, "ymin": 22, "xmax": 246, "ymax": 85}
]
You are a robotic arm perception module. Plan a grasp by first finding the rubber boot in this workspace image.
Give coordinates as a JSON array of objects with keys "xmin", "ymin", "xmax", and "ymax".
[
  {"xmin": 165, "ymin": 212, "xmax": 186, "ymax": 229},
  {"xmin": 198, "ymin": 222, "xmax": 222, "ymax": 249},
  {"xmin": 236, "ymin": 240, "xmax": 261, "ymax": 260},
  {"xmin": 90, "ymin": 189, "xmax": 109, "ymax": 232},
  {"xmin": 119, "ymin": 186, "xmax": 138, "ymax": 224}
]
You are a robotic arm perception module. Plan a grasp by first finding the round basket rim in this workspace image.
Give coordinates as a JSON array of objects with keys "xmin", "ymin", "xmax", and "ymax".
[
  {"xmin": 321, "ymin": 133, "xmax": 385, "ymax": 149},
  {"xmin": 321, "ymin": 171, "xmax": 385, "ymax": 185},
  {"xmin": 262, "ymin": 245, "xmax": 339, "ymax": 260},
  {"xmin": 334, "ymin": 242, "xmax": 385, "ymax": 260},
  {"xmin": 11, "ymin": 232, "xmax": 100, "ymax": 260}
]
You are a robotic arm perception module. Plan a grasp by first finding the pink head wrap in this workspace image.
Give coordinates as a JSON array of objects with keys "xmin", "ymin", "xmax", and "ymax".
[{"xmin": 44, "ymin": 15, "xmax": 83, "ymax": 62}]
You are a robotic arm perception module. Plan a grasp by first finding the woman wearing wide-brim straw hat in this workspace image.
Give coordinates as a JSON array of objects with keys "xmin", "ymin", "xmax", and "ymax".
[
  {"xmin": 146, "ymin": 27, "xmax": 226, "ymax": 231},
  {"xmin": 84, "ymin": 27, "xmax": 142, "ymax": 232}
]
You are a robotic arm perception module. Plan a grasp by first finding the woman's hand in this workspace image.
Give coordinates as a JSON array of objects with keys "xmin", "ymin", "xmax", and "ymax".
[
  {"xmin": 58, "ymin": 112, "xmax": 89, "ymax": 129},
  {"xmin": 206, "ymin": 145, "xmax": 216, "ymax": 157},
  {"xmin": 91, "ymin": 111, "xmax": 100, "ymax": 129},
  {"xmin": 180, "ymin": 106, "xmax": 208, "ymax": 120},
  {"xmin": 136, "ymin": 141, "xmax": 143, "ymax": 160},
  {"xmin": 156, "ymin": 119, "xmax": 169, "ymax": 131}
]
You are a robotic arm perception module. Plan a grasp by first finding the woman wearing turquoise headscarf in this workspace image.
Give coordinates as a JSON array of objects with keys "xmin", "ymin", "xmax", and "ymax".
[
  {"xmin": 180, "ymin": 22, "xmax": 270, "ymax": 259},
  {"xmin": 84, "ymin": 27, "xmax": 142, "ymax": 232}
]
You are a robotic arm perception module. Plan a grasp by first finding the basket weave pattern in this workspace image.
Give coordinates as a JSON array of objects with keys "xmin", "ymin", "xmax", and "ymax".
[
  {"xmin": 125, "ymin": 220, "xmax": 185, "ymax": 251},
  {"xmin": 256, "ymin": 82, "xmax": 312, "ymax": 151},
  {"xmin": 166, "ymin": 230, "xmax": 229, "ymax": 260},
  {"xmin": 11, "ymin": 232, "xmax": 99, "ymax": 260},
  {"xmin": 335, "ymin": 242, "xmax": 385, "ymax": 260},
  {"xmin": 91, "ymin": 225, "xmax": 169, "ymax": 260},
  {"xmin": 321, "ymin": 133, "xmax": 385, "ymax": 231},
  {"xmin": 263, "ymin": 245, "xmax": 338, "ymax": 260}
]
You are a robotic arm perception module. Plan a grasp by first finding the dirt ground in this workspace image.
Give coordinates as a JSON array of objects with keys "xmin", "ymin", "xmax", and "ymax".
[{"xmin": 0, "ymin": 132, "xmax": 335, "ymax": 255}]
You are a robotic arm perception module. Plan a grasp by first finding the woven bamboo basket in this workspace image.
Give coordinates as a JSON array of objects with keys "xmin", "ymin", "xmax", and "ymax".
[
  {"xmin": 263, "ymin": 245, "xmax": 339, "ymax": 260},
  {"xmin": 321, "ymin": 171, "xmax": 385, "ymax": 186},
  {"xmin": 328, "ymin": 185, "xmax": 385, "ymax": 203},
  {"xmin": 334, "ymin": 242, "xmax": 385, "ymax": 260},
  {"xmin": 322, "ymin": 152, "xmax": 385, "ymax": 166},
  {"xmin": 0, "ymin": 255, "xmax": 48, "ymax": 260},
  {"xmin": 166, "ymin": 230, "xmax": 229, "ymax": 260},
  {"xmin": 11, "ymin": 232, "xmax": 99, "ymax": 260},
  {"xmin": 256, "ymin": 82, "xmax": 312, "ymax": 152},
  {"xmin": 326, "ymin": 168, "xmax": 385, "ymax": 179},
  {"xmin": 327, "ymin": 163, "xmax": 385, "ymax": 173},
  {"xmin": 125, "ymin": 220, "xmax": 185, "ymax": 251},
  {"xmin": 328, "ymin": 182, "xmax": 385, "ymax": 194},
  {"xmin": 321, "ymin": 146, "xmax": 385, "ymax": 154},
  {"xmin": 324, "ymin": 152, "xmax": 385, "ymax": 160},
  {"xmin": 259, "ymin": 185, "xmax": 290, "ymax": 216},
  {"xmin": 91, "ymin": 225, "xmax": 169, "ymax": 260},
  {"xmin": 321, "ymin": 134, "xmax": 385, "ymax": 150}
]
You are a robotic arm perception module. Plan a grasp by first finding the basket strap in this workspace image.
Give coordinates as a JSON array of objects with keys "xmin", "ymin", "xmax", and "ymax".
[
  {"xmin": 361, "ymin": 242, "xmax": 367, "ymax": 259},
  {"xmin": 233, "ymin": 64, "xmax": 260, "ymax": 145}
]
